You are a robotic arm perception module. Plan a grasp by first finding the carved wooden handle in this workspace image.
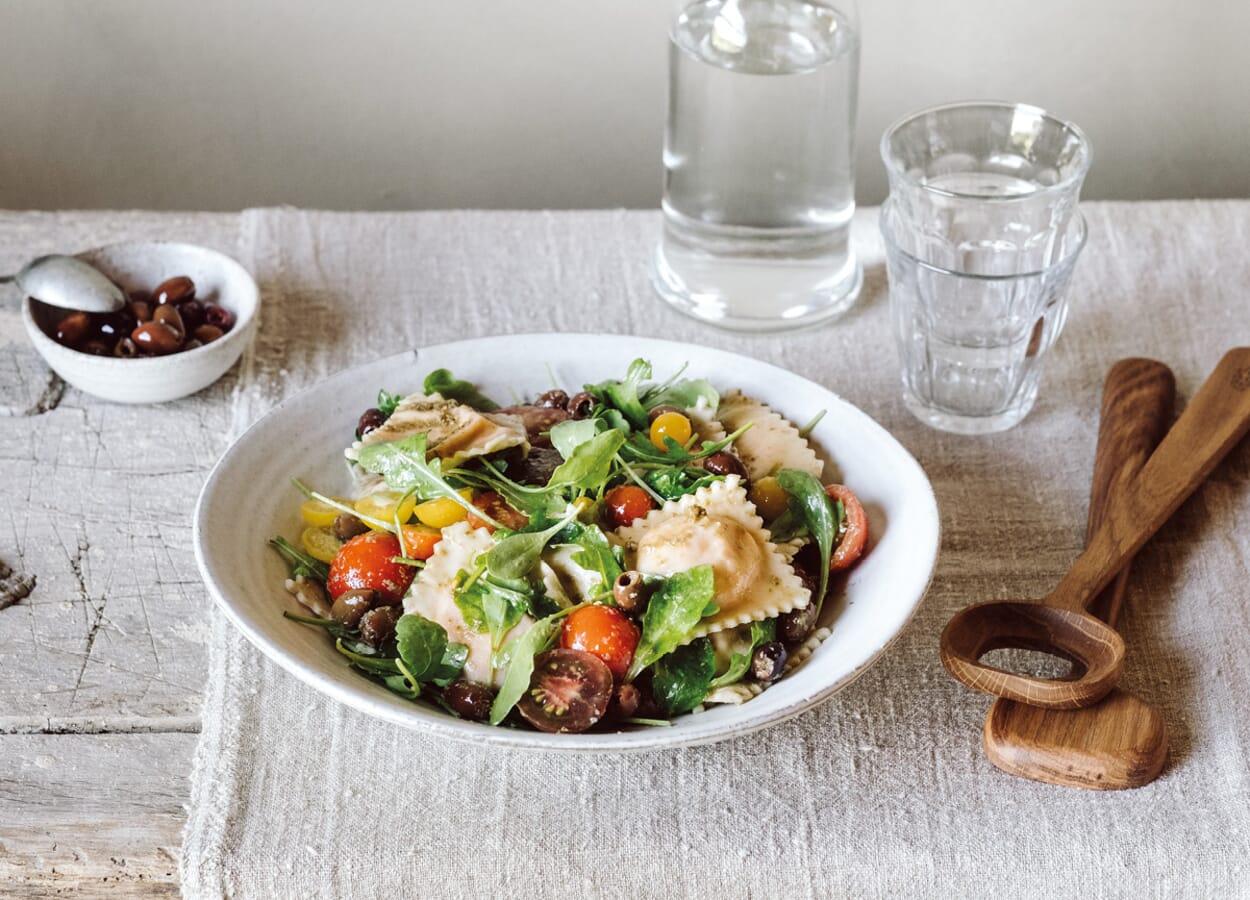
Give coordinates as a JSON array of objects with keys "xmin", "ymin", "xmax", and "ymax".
[
  {"xmin": 1085, "ymin": 359, "xmax": 1175, "ymax": 623},
  {"xmin": 1055, "ymin": 348, "xmax": 1250, "ymax": 610}
]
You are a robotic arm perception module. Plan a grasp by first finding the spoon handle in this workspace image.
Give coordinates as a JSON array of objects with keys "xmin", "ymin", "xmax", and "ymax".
[
  {"xmin": 1055, "ymin": 347, "xmax": 1250, "ymax": 610},
  {"xmin": 1085, "ymin": 359, "xmax": 1175, "ymax": 623}
]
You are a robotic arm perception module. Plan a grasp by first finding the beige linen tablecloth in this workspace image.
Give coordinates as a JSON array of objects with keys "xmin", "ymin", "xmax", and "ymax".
[{"xmin": 182, "ymin": 204, "xmax": 1250, "ymax": 898}]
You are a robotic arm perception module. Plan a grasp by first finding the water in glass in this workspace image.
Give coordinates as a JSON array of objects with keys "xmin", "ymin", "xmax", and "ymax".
[{"xmin": 652, "ymin": 0, "xmax": 862, "ymax": 331}]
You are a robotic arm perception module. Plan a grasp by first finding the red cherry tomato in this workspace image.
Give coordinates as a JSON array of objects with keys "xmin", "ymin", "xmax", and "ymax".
[
  {"xmin": 466, "ymin": 490, "xmax": 530, "ymax": 533},
  {"xmin": 327, "ymin": 531, "xmax": 414, "ymax": 604},
  {"xmin": 399, "ymin": 525, "xmax": 442, "ymax": 561},
  {"xmin": 824, "ymin": 484, "xmax": 868, "ymax": 571},
  {"xmin": 604, "ymin": 484, "xmax": 655, "ymax": 529},
  {"xmin": 560, "ymin": 604, "xmax": 640, "ymax": 681}
]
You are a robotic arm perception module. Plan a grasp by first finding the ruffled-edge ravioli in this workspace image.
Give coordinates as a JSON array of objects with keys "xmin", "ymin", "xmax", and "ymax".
[
  {"xmin": 703, "ymin": 626, "xmax": 832, "ymax": 705},
  {"xmin": 716, "ymin": 391, "xmax": 823, "ymax": 483},
  {"xmin": 402, "ymin": 521, "xmax": 530, "ymax": 687},
  {"xmin": 615, "ymin": 475, "xmax": 809, "ymax": 639},
  {"xmin": 345, "ymin": 392, "xmax": 528, "ymax": 467},
  {"xmin": 686, "ymin": 397, "xmax": 726, "ymax": 446}
]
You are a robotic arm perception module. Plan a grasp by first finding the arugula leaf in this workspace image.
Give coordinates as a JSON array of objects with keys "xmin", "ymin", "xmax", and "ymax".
[
  {"xmin": 651, "ymin": 638, "xmax": 715, "ymax": 715},
  {"xmin": 626, "ymin": 565, "xmax": 717, "ymax": 681},
  {"xmin": 455, "ymin": 564, "xmax": 531, "ymax": 653},
  {"xmin": 546, "ymin": 429, "xmax": 626, "ymax": 491},
  {"xmin": 269, "ymin": 536, "xmax": 330, "ymax": 583},
  {"xmin": 433, "ymin": 642, "xmax": 469, "ymax": 687},
  {"xmin": 585, "ymin": 358, "xmax": 652, "ymax": 430},
  {"xmin": 395, "ymin": 613, "xmax": 450, "ymax": 683},
  {"xmin": 619, "ymin": 422, "xmax": 753, "ymax": 466},
  {"xmin": 563, "ymin": 522, "xmax": 624, "ymax": 592},
  {"xmin": 489, "ymin": 617, "xmax": 559, "ymax": 725},
  {"xmin": 484, "ymin": 508, "xmax": 578, "ymax": 581},
  {"xmin": 645, "ymin": 467, "xmax": 723, "ymax": 501},
  {"xmin": 423, "ymin": 368, "xmax": 500, "ymax": 411},
  {"xmin": 376, "ymin": 388, "xmax": 403, "ymax": 418},
  {"xmin": 357, "ymin": 434, "xmax": 498, "ymax": 526},
  {"xmin": 775, "ymin": 469, "xmax": 835, "ymax": 610},
  {"xmin": 709, "ymin": 619, "xmax": 776, "ymax": 689},
  {"xmin": 549, "ymin": 418, "xmax": 604, "ymax": 460},
  {"xmin": 643, "ymin": 378, "xmax": 719, "ymax": 413}
]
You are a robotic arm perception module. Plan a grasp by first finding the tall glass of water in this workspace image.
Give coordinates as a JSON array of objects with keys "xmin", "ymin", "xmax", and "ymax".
[{"xmin": 651, "ymin": 0, "xmax": 863, "ymax": 332}]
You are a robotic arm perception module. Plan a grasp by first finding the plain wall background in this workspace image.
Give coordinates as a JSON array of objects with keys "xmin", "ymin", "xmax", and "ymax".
[{"xmin": 2, "ymin": 0, "xmax": 1248, "ymax": 211}]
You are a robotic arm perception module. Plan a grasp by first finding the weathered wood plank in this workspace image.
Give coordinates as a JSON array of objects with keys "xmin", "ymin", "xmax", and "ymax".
[
  {"xmin": 0, "ymin": 732, "xmax": 192, "ymax": 896},
  {"xmin": 0, "ymin": 212, "xmax": 238, "ymax": 729}
]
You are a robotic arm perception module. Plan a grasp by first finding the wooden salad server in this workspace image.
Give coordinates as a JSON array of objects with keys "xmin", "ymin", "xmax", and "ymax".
[
  {"xmin": 941, "ymin": 347, "xmax": 1250, "ymax": 709},
  {"xmin": 983, "ymin": 358, "xmax": 1173, "ymax": 789}
]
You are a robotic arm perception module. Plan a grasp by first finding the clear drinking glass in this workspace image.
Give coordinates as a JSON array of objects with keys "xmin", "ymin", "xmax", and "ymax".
[
  {"xmin": 651, "ymin": 0, "xmax": 863, "ymax": 332},
  {"xmin": 879, "ymin": 102, "xmax": 1093, "ymax": 433}
]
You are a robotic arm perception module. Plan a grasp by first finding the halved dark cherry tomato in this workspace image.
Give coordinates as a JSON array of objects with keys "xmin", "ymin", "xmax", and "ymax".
[
  {"xmin": 604, "ymin": 484, "xmax": 655, "ymax": 529},
  {"xmin": 560, "ymin": 604, "xmax": 640, "ymax": 681},
  {"xmin": 327, "ymin": 531, "xmax": 414, "ymax": 604},
  {"xmin": 466, "ymin": 490, "xmax": 530, "ymax": 533},
  {"xmin": 825, "ymin": 484, "xmax": 868, "ymax": 571},
  {"xmin": 518, "ymin": 648, "xmax": 614, "ymax": 733}
]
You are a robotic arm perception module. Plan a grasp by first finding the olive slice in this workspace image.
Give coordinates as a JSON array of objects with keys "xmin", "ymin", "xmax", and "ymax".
[{"xmin": 517, "ymin": 648, "xmax": 614, "ymax": 734}]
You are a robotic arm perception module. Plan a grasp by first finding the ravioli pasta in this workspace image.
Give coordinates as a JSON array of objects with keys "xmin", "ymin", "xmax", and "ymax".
[{"xmin": 716, "ymin": 391, "xmax": 824, "ymax": 482}]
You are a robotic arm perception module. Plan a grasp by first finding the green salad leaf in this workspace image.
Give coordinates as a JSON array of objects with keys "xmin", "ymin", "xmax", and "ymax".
[
  {"xmin": 651, "ymin": 637, "xmax": 716, "ymax": 715},
  {"xmin": 626, "ymin": 565, "xmax": 717, "ymax": 681},
  {"xmin": 423, "ymin": 368, "xmax": 500, "ymax": 411},
  {"xmin": 489, "ymin": 616, "xmax": 560, "ymax": 725},
  {"xmin": 455, "ymin": 564, "xmax": 532, "ymax": 654},
  {"xmin": 548, "ymin": 418, "xmax": 604, "ymax": 460},
  {"xmin": 563, "ymin": 522, "xmax": 624, "ymax": 593},
  {"xmin": 269, "ymin": 535, "xmax": 330, "ymax": 583},
  {"xmin": 484, "ymin": 508, "xmax": 578, "ymax": 581},
  {"xmin": 708, "ymin": 619, "xmax": 776, "ymax": 689},
  {"xmin": 645, "ymin": 467, "xmax": 723, "ymax": 501},
  {"xmin": 643, "ymin": 377, "xmax": 719, "ymax": 413},
  {"xmin": 395, "ymin": 613, "xmax": 451, "ymax": 683},
  {"xmin": 775, "ymin": 469, "xmax": 836, "ymax": 610},
  {"xmin": 546, "ymin": 429, "xmax": 626, "ymax": 492},
  {"xmin": 376, "ymin": 388, "xmax": 404, "ymax": 418},
  {"xmin": 586, "ymin": 358, "xmax": 652, "ymax": 429}
]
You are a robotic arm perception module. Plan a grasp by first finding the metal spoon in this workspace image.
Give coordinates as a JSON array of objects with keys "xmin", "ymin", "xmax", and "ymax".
[
  {"xmin": 941, "ymin": 347, "xmax": 1250, "ymax": 709},
  {"xmin": 1, "ymin": 255, "xmax": 127, "ymax": 313}
]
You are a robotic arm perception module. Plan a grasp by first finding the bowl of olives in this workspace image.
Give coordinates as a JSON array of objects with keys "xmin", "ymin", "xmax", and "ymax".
[{"xmin": 21, "ymin": 241, "xmax": 259, "ymax": 403}]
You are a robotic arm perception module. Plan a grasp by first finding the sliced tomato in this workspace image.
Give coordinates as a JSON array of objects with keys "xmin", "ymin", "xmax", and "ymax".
[
  {"xmin": 518, "ymin": 649, "xmax": 614, "ymax": 733},
  {"xmin": 824, "ymin": 483, "xmax": 868, "ymax": 571},
  {"xmin": 604, "ymin": 484, "xmax": 655, "ymax": 529},
  {"xmin": 466, "ymin": 490, "xmax": 530, "ymax": 533},
  {"xmin": 560, "ymin": 604, "xmax": 639, "ymax": 681},
  {"xmin": 327, "ymin": 531, "xmax": 414, "ymax": 604}
]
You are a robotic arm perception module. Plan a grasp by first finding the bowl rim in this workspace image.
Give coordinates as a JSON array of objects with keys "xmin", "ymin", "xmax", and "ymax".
[
  {"xmin": 194, "ymin": 336, "xmax": 942, "ymax": 752},
  {"xmin": 21, "ymin": 239, "xmax": 259, "ymax": 366}
]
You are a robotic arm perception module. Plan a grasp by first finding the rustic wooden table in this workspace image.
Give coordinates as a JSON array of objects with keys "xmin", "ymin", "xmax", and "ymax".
[{"xmin": 1, "ymin": 212, "xmax": 243, "ymax": 896}]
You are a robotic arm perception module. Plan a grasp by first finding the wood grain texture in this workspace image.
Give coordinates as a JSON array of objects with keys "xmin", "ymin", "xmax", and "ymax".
[
  {"xmin": 942, "ymin": 347, "xmax": 1250, "ymax": 709},
  {"xmin": 0, "ymin": 212, "xmax": 239, "ymax": 897},
  {"xmin": 983, "ymin": 358, "xmax": 1174, "ymax": 789}
]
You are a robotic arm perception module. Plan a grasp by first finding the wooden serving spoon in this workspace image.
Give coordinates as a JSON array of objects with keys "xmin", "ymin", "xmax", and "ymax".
[
  {"xmin": 941, "ymin": 347, "xmax": 1250, "ymax": 709},
  {"xmin": 983, "ymin": 358, "xmax": 1173, "ymax": 789}
]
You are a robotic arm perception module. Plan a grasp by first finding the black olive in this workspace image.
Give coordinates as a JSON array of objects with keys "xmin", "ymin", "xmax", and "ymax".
[
  {"xmin": 751, "ymin": 642, "xmax": 787, "ymax": 683},
  {"xmin": 443, "ymin": 680, "xmax": 496, "ymax": 721},
  {"xmin": 358, "ymin": 606, "xmax": 400, "ymax": 647},
  {"xmin": 702, "ymin": 450, "xmax": 749, "ymax": 486},
  {"xmin": 778, "ymin": 603, "xmax": 819, "ymax": 645},
  {"xmin": 333, "ymin": 513, "xmax": 369, "ymax": 541},
  {"xmin": 536, "ymin": 389, "xmax": 570, "ymax": 410},
  {"xmin": 330, "ymin": 589, "xmax": 377, "ymax": 629},
  {"xmin": 356, "ymin": 407, "xmax": 388, "ymax": 439},
  {"xmin": 610, "ymin": 683, "xmax": 641, "ymax": 721},
  {"xmin": 567, "ymin": 392, "xmax": 596, "ymax": 420},
  {"xmin": 613, "ymin": 570, "xmax": 648, "ymax": 616}
]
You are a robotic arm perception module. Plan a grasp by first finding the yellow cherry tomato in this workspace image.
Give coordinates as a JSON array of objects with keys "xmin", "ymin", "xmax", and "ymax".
[
  {"xmin": 354, "ymin": 491, "xmax": 417, "ymax": 531},
  {"xmin": 414, "ymin": 489, "xmax": 475, "ymax": 528},
  {"xmin": 300, "ymin": 497, "xmax": 351, "ymax": 529},
  {"xmin": 749, "ymin": 476, "xmax": 789, "ymax": 521},
  {"xmin": 301, "ymin": 526, "xmax": 342, "ymax": 564},
  {"xmin": 649, "ymin": 411, "xmax": 693, "ymax": 452}
]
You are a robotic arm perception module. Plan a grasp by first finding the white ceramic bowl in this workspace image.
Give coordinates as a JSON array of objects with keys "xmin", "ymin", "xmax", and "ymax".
[
  {"xmin": 195, "ymin": 335, "xmax": 941, "ymax": 752},
  {"xmin": 22, "ymin": 241, "xmax": 259, "ymax": 404}
]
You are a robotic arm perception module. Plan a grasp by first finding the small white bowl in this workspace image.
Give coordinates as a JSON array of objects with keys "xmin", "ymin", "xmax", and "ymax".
[{"xmin": 22, "ymin": 241, "xmax": 259, "ymax": 404}]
